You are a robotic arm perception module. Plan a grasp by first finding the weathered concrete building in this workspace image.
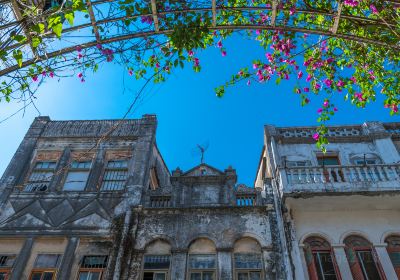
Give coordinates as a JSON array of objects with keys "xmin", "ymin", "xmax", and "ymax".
[
  {"xmin": 256, "ymin": 122, "xmax": 400, "ymax": 280},
  {"xmin": 0, "ymin": 116, "xmax": 285, "ymax": 280}
]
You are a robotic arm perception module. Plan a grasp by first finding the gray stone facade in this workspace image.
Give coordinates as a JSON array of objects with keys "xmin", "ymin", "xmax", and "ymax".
[{"xmin": 0, "ymin": 116, "xmax": 285, "ymax": 280}]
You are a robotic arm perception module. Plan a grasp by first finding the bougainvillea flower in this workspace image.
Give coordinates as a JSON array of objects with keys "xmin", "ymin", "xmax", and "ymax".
[
  {"xmin": 194, "ymin": 58, "xmax": 200, "ymax": 67},
  {"xmin": 238, "ymin": 70, "xmax": 244, "ymax": 76},
  {"xmin": 76, "ymin": 46, "xmax": 82, "ymax": 52},
  {"xmin": 297, "ymin": 71, "xmax": 303, "ymax": 79},
  {"xmin": 296, "ymin": 88, "xmax": 301, "ymax": 94},
  {"xmin": 77, "ymin": 73, "xmax": 83, "ymax": 78},
  {"xmin": 96, "ymin": 44, "xmax": 102, "ymax": 50},
  {"xmin": 303, "ymin": 87, "xmax": 309, "ymax": 92},
  {"xmin": 41, "ymin": 71, "xmax": 46, "ymax": 76},
  {"xmin": 370, "ymin": 4, "xmax": 378, "ymax": 14},
  {"xmin": 188, "ymin": 50, "xmax": 194, "ymax": 57},
  {"xmin": 312, "ymin": 133, "xmax": 319, "ymax": 141},
  {"xmin": 314, "ymin": 83, "xmax": 321, "ymax": 90},
  {"xmin": 337, "ymin": 80, "xmax": 345, "ymax": 87},
  {"xmin": 334, "ymin": 107, "xmax": 338, "ymax": 112},
  {"xmin": 217, "ymin": 40, "xmax": 223, "ymax": 48},
  {"xmin": 253, "ymin": 63, "xmax": 258, "ymax": 69},
  {"xmin": 77, "ymin": 53, "xmax": 83, "ymax": 59},
  {"xmin": 317, "ymin": 108, "xmax": 323, "ymax": 114},
  {"xmin": 221, "ymin": 50, "xmax": 227, "ymax": 57},
  {"xmin": 81, "ymin": 78, "xmax": 85, "ymax": 83},
  {"xmin": 128, "ymin": 69, "xmax": 133, "ymax": 76},
  {"xmin": 306, "ymin": 74, "xmax": 312, "ymax": 82},
  {"xmin": 289, "ymin": 7, "xmax": 296, "ymax": 15},
  {"xmin": 32, "ymin": 75, "xmax": 38, "ymax": 82},
  {"xmin": 323, "ymin": 101, "xmax": 329, "ymax": 107},
  {"xmin": 49, "ymin": 72, "xmax": 54, "ymax": 78},
  {"xmin": 246, "ymin": 80, "xmax": 251, "ymax": 86},
  {"xmin": 350, "ymin": 76, "xmax": 357, "ymax": 83},
  {"xmin": 324, "ymin": 79, "xmax": 333, "ymax": 87}
]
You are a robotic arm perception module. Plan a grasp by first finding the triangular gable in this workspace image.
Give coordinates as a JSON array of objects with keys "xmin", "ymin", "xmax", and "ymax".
[{"xmin": 183, "ymin": 163, "xmax": 224, "ymax": 177}]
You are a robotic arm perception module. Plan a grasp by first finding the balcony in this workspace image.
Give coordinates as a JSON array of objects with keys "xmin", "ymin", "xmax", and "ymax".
[{"xmin": 280, "ymin": 164, "xmax": 400, "ymax": 194}]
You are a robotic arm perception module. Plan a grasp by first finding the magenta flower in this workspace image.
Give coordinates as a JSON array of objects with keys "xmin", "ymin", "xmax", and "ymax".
[
  {"xmin": 305, "ymin": 98, "xmax": 310, "ymax": 104},
  {"xmin": 32, "ymin": 75, "xmax": 38, "ymax": 82},
  {"xmin": 246, "ymin": 80, "xmax": 251, "ymax": 86},
  {"xmin": 297, "ymin": 71, "xmax": 303, "ymax": 79},
  {"xmin": 312, "ymin": 133, "xmax": 319, "ymax": 141},
  {"xmin": 221, "ymin": 50, "xmax": 227, "ymax": 57},
  {"xmin": 252, "ymin": 63, "xmax": 258, "ymax": 69},
  {"xmin": 77, "ymin": 72, "xmax": 83, "ymax": 78},
  {"xmin": 41, "ymin": 71, "xmax": 46, "ymax": 76},
  {"xmin": 49, "ymin": 72, "xmax": 54, "ymax": 78},
  {"xmin": 334, "ymin": 107, "xmax": 338, "ymax": 112},
  {"xmin": 314, "ymin": 83, "xmax": 321, "ymax": 90},
  {"xmin": 77, "ymin": 53, "xmax": 83, "ymax": 59},
  {"xmin": 323, "ymin": 100, "xmax": 329, "ymax": 107},
  {"xmin": 317, "ymin": 108, "xmax": 323, "ymax": 114},
  {"xmin": 255, "ymin": 30, "xmax": 261, "ymax": 35},
  {"xmin": 80, "ymin": 78, "xmax": 85, "ymax": 83},
  {"xmin": 217, "ymin": 40, "xmax": 223, "ymax": 48},
  {"xmin": 128, "ymin": 69, "xmax": 133, "ymax": 76},
  {"xmin": 194, "ymin": 58, "xmax": 200, "ymax": 67},
  {"xmin": 76, "ymin": 46, "xmax": 82, "ymax": 52},
  {"xmin": 238, "ymin": 70, "xmax": 244, "ymax": 76},
  {"xmin": 337, "ymin": 80, "xmax": 345, "ymax": 87},
  {"xmin": 296, "ymin": 88, "xmax": 301, "ymax": 94},
  {"xmin": 394, "ymin": 105, "xmax": 399, "ymax": 113},
  {"xmin": 306, "ymin": 74, "xmax": 312, "ymax": 82},
  {"xmin": 350, "ymin": 76, "xmax": 357, "ymax": 83},
  {"xmin": 370, "ymin": 4, "xmax": 378, "ymax": 14},
  {"xmin": 96, "ymin": 44, "xmax": 102, "ymax": 50},
  {"xmin": 303, "ymin": 87, "xmax": 309, "ymax": 92},
  {"xmin": 289, "ymin": 7, "xmax": 296, "ymax": 15},
  {"xmin": 324, "ymin": 79, "xmax": 333, "ymax": 87},
  {"xmin": 188, "ymin": 50, "xmax": 194, "ymax": 57}
]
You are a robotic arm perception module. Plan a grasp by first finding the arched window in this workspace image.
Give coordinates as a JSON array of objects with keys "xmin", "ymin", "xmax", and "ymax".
[
  {"xmin": 303, "ymin": 236, "xmax": 340, "ymax": 280},
  {"xmin": 385, "ymin": 235, "xmax": 400, "ymax": 278},
  {"xmin": 233, "ymin": 237, "xmax": 263, "ymax": 280},
  {"xmin": 344, "ymin": 235, "xmax": 384, "ymax": 280},
  {"xmin": 188, "ymin": 238, "xmax": 217, "ymax": 280},
  {"xmin": 142, "ymin": 240, "xmax": 171, "ymax": 280}
]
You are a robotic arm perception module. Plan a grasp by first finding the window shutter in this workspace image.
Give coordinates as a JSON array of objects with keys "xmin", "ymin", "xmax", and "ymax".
[
  {"xmin": 304, "ymin": 247, "xmax": 318, "ymax": 280},
  {"xmin": 371, "ymin": 248, "xmax": 387, "ymax": 280},
  {"xmin": 345, "ymin": 247, "xmax": 365, "ymax": 280}
]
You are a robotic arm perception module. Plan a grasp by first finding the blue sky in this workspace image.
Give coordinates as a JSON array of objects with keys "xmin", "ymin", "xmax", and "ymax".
[{"xmin": 0, "ymin": 35, "xmax": 397, "ymax": 185}]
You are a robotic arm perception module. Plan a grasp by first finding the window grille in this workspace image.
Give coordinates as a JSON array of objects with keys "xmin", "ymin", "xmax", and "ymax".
[
  {"xmin": 143, "ymin": 255, "xmax": 170, "ymax": 269},
  {"xmin": 0, "ymin": 255, "xmax": 15, "ymax": 267},
  {"xmin": 234, "ymin": 254, "xmax": 262, "ymax": 269},
  {"xmin": 236, "ymin": 195, "xmax": 256, "ymax": 206},
  {"xmin": 63, "ymin": 161, "xmax": 92, "ymax": 191},
  {"xmin": 150, "ymin": 196, "xmax": 171, "ymax": 208},
  {"xmin": 101, "ymin": 160, "xmax": 128, "ymax": 191},
  {"xmin": 81, "ymin": 256, "xmax": 108, "ymax": 268},
  {"xmin": 34, "ymin": 254, "xmax": 61, "ymax": 268},
  {"xmin": 24, "ymin": 161, "xmax": 57, "ymax": 192},
  {"xmin": 189, "ymin": 255, "xmax": 216, "ymax": 280}
]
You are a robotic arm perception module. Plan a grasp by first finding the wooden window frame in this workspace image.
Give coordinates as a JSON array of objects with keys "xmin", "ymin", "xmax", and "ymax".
[
  {"xmin": 62, "ymin": 160, "xmax": 92, "ymax": 191},
  {"xmin": 24, "ymin": 161, "xmax": 58, "ymax": 192},
  {"xmin": 386, "ymin": 235, "xmax": 400, "ymax": 278},
  {"xmin": 77, "ymin": 268, "xmax": 105, "ymax": 280},
  {"xmin": 316, "ymin": 154, "xmax": 344, "ymax": 182},
  {"xmin": 0, "ymin": 269, "xmax": 11, "ymax": 280},
  {"xmin": 28, "ymin": 269, "xmax": 57, "ymax": 280},
  {"xmin": 100, "ymin": 159, "xmax": 129, "ymax": 191},
  {"xmin": 187, "ymin": 254, "xmax": 217, "ymax": 280},
  {"xmin": 141, "ymin": 254, "xmax": 171, "ymax": 280},
  {"xmin": 233, "ymin": 253, "xmax": 263, "ymax": 280},
  {"xmin": 235, "ymin": 270, "xmax": 262, "ymax": 280}
]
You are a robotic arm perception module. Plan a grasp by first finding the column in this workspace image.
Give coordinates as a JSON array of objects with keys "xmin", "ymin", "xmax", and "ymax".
[
  {"xmin": 297, "ymin": 245, "xmax": 309, "ymax": 280},
  {"xmin": 10, "ymin": 237, "xmax": 34, "ymax": 280},
  {"xmin": 217, "ymin": 249, "xmax": 232, "ymax": 280},
  {"xmin": 170, "ymin": 250, "xmax": 187, "ymax": 280},
  {"xmin": 374, "ymin": 244, "xmax": 398, "ymax": 280},
  {"xmin": 57, "ymin": 237, "xmax": 79, "ymax": 280},
  {"xmin": 332, "ymin": 244, "xmax": 353, "ymax": 280}
]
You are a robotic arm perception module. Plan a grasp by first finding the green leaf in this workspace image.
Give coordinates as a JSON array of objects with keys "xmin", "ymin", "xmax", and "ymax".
[
  {"xmin": 52, "ymin": 23, "xmax": 63, "ymax": 38},
  {"xmin": 12, "ymin": 50, "xmax": 23, "ymax": 67},
  {"xmin": 65, "ymin": 12, "xmax": 74, "ymax": 26},
  {"xmin": 12, "ymin": 34, "xmax": 27, "ymax": 44},
  {"xmin": 31, "ymin": 37, "xmax": 42, "ymax": 48}
]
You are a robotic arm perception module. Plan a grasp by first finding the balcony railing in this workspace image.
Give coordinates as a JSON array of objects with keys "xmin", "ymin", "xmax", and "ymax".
[{"xmin": 284, "ymin": 164, "xmax": 400, "ymax": 189}]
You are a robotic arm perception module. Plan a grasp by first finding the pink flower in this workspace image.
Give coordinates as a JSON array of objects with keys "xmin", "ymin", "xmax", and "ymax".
[
  {"xmin": 246, "ymin": 80, "xmax": 251, "ymax": 86},
  {"xmin": 217, "ymin": 40, "xmax": 223, "ymax": 48},
  {"xmin": 238, "ymin": 70, "xmax": 244, "ymax": 76},
  {"xmin": 41, "ymin": 71, "xmax": 46, "ymax": 76},
  {"xmin": 49, "ymin": 72, "xmax": 54, "ymax": 78},
  {"xmin": 76, "ymin": 46, "xmax": 82, "ymax": 52},
  {"xmin": 80, "ymin": 78, "xmax": 85, "ymax": 83},
  {"xmin": 221, "ymin": 50, "xmax": 227, "ymax": 57},
  {"xmin": 312, "ymin": 133, "xmax": 319, "ymax": 141},
  {"xmin": 354, "ymin": 92, "xmax": 364, "ymax": 101},
  {"xmin": 188, "ymin": 50, "xmax": 194, "ymax": 57},
  {"xmin": 334, "ymin": 107, "xmax": 338, "ymax": 112},
  {"xmin": 296, "ymin": 88, "xmax": 301, "ymax": 94},
  {"xmin": 324, "ymin": 79, "xmax": 333, "ymax": 87},
  {"xmin": 394, "ymin": 105, "xmax": 399, "ymax": 113},
  {"xmin": 303, "ymin": 87, "xmax": 309, "ymax": 92},
  {"xmin": 297, "ymin": 71, "xmax": 303, "ymax": 79},
  {"xmin": 370, "ymin": 4, "xmax": 378, "ymax": 14},
  {"xmin": 317, "ymin": 108, "xmax": 323, "ymax": 114},
  {"xmin": 314, "ymin": 83, "xmax": 321, "ymax": 90},
  {"xmin": 337, "ymin": 80, "xmax": 345, "ymax": 87},
  {"xmin": 32, "ymin": 75, "xmax": 38, "ymax": 82},
  {"xmin": 128, "ymin": 69, "xmax": 133, "ymax": 76},
  {"xmin": 194, "ymin": 58, "xmax": 200, "ymax": 67},
  {"xmin": 252, "ymin": 63, "xmax": 258, "ymax": 69},
  {"xmin": 255, "ymin": 30, "xmax": 261, "ymax": 35},
  {"xmin": 289, "ymin": 6, "xmax": 296, "ymax": 15},
  {"xmin": 350, "ymin": 76, "xmax": 357, "ymax": 84},
  {"xmin": 323, "ymin": 100, "xmax": 329, "ymax": 107},
  {"xmin": 155, "ymin": 62, "xmax": 160, "ymax": 68},
  {"xmin": 96, "ymin": 44, "xmax": 102, "ymax": 50},
  {"xmin": 306, "ymin": 74, "xmax": 312, "ymax": 82},
  {"xmin": 77, "ymin": 53, "xmax": 83, "ymax": 59},
  {"xmin": 77, "ymin": 72, "xmax": 83, "ymax": 78}
]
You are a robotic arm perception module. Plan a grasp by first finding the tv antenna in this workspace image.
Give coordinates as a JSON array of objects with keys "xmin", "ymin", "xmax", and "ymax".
[{"xmin": 191, "ymin": 141, "xmax": 209, "ymax": 164}]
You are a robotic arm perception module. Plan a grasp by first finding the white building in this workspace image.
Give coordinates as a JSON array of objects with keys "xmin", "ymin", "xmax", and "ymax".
[{"xmin": 256, "ymin": 121, "xmax": 400, "ymax": 280}]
